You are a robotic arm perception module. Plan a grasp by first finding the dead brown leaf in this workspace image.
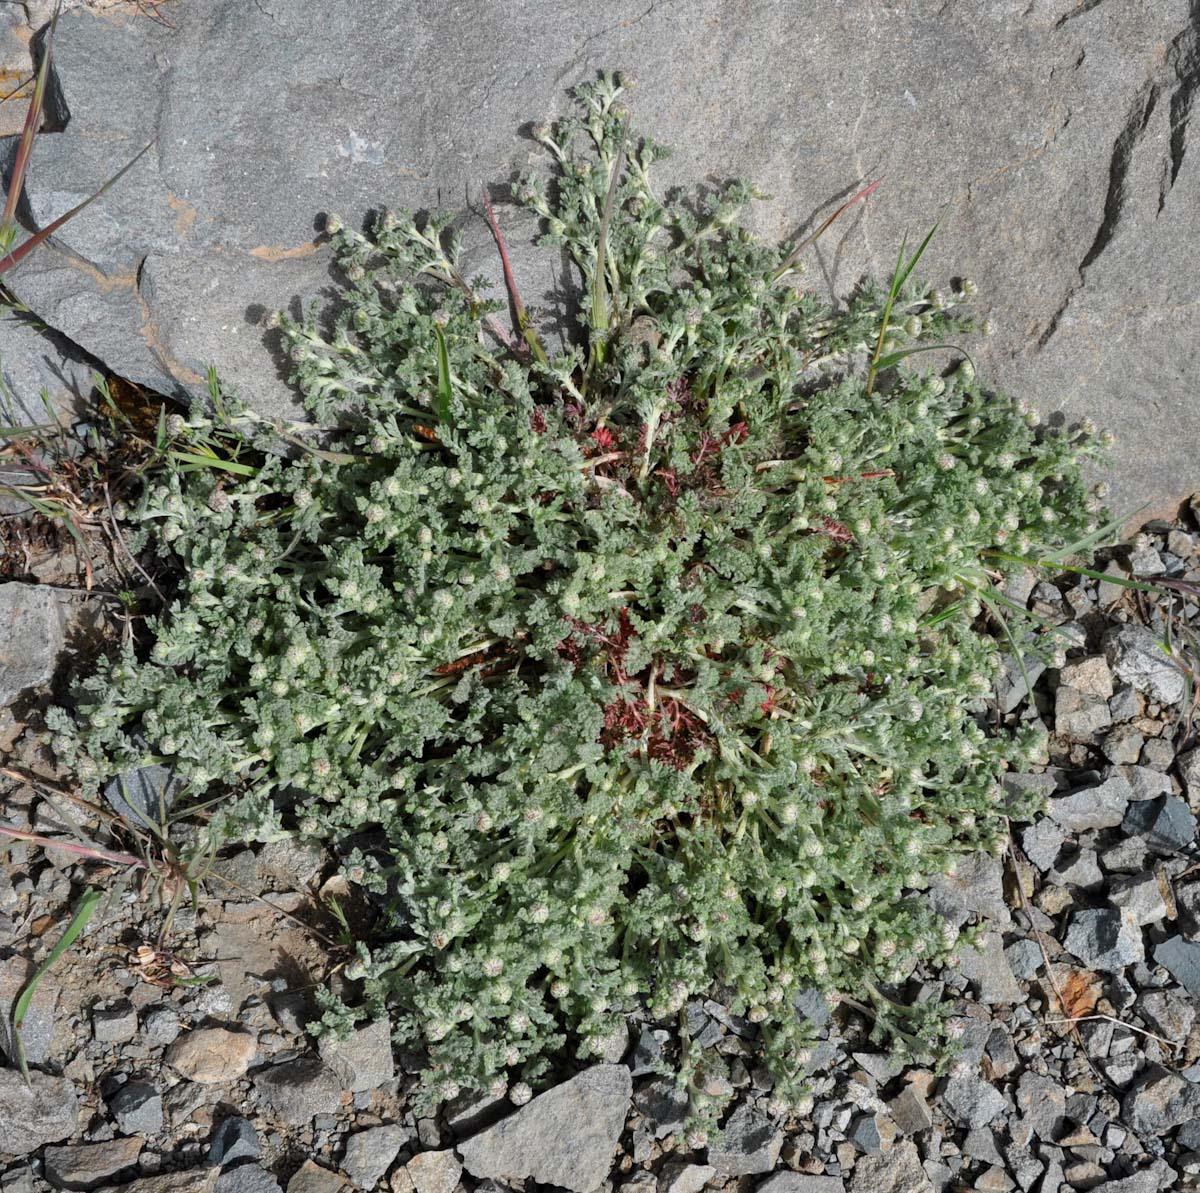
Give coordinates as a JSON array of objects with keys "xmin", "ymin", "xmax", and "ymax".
[{"xmin": 1057, "ymin": 967, "xmax": 1101, "ymax": 1020}]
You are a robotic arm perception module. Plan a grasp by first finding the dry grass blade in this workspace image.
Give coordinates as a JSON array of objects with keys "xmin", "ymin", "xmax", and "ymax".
[
  {"xmin": 0, "ymin": 140, "xmax": 155, "ymax": 275},
  {"xmin": 134, "ymin": 0, "xmax": 177, "ymax": 27},
  {"xmin": 1043, "ymin": 1013, "xmax": 1179, "ymax": 1050},
  {"xmin": 207, "ymin": 868, "xmax": 342, "ymax": 950},
  {"xmin": 103, "ymin": 480, "xmax": 164, "ymax": 600},
  {"xmin": 1005, "ymin": 827, "xmax": 1141, "ymax": 1112},
  {"xmin": 481, "ymin": 184, "xmax": 547, "ymax": 366},
  {"xmin": 0, "ymin": 823, "xmax": 144, "ymax": 868},
  {"xmin": 773, "ymin": 177, "xmax": 882, "ymax": 281},
  {"xmin": 1, "ymin": 2, "xmax": 59, "ymax": 237}
]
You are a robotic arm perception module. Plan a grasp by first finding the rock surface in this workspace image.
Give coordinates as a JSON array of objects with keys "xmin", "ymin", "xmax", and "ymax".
[
  {"xmin": 0, "ymin": 310, "xmax": 98, "ymax": 430},
  {"xmin": 42, "ymin": 1138, "xmax": 143, "ymax": 1191},
  {"xmin": 316, "ymin": 1017, "xmax": 394, "ymax": 1094},
  {"xmin": 0, "ymin": 582, "xmax": 101, "ymax": 705},
  {"xmin": 0, "ymin": 954, "xmax": 59, "ymax": 1066},
  {"xmin": 0, "ymin": 1, "xmax": 1197, "ymax": 517},
  {"xmin": 165, "ymin": 1027, "xmax": 257, "ymax": 1084},
  {"xmin": 458, "ymin": 1065, "xmax": 631, "ymax": 1193},
  {"xmin": 0, "ymin": 1067, "xmax": 79, "ymax": 1154},
  {"xmin": 252, "ymin": 1058, "xmax": 343, "ymax": 1124},
  {"xmin": 340, "ymin": 1125, "xmax": 406, "ymax": 1190}
]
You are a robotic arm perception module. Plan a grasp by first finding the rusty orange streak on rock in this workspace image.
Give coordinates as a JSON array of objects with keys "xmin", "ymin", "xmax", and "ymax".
[
  {"xmin": 249, "ymin": 241, "xmax": 320, "ymax": 261},
  {"xmin": 166, "ymin": 194, "xmax": 200, "ymax": 235}
]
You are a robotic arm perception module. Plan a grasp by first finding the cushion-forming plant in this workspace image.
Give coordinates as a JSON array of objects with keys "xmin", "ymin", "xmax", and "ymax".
[{"xmin": 50, "ymin": 72, "xmax": 1107, "ymax": 1128}]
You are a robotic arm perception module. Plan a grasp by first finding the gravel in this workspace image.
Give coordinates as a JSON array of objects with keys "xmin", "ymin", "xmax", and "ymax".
[
  {"xmin": 283, "ymin": 1164, "xmax": 346, "ymax": 1193},
  {"xmin": 847, "ymin": 1141, "xmax": 933, "ymax": 1192},
  {"xmin": 404, "ymin": 1150, "xmax": 463, "ymax": 1193},
  {"xmin": 888, "ymin": 1086, "xmax": 934, "ymax": 1136},
  {"xmin": 42, "ymin": 1138, "xmax": 143, "ymax": 1191},
  {"xmin": 1108, "ymin": 872, "xmax": 1170, "ymax": 925},
  {"xmin": 706, "ymin": 1104, "xmax": 783, "ymax": 1175},
  {"xmin": 164, "ymin": 1027, "xmax": 257, "ymax": 1084},
  {"xmin": 1047, "ymin": 774, "xmax": 1134, "ymax": 832},
  {"xmin": 340, "ymin": 1125, "xmax": 407, "ymax": 1189},
  {"xmin": 758, "ymin": 1176, "xmax": 847, "ymax": 1192},
  {"xmin": 91, "ymin": 1002, "xmax": 138, "ymax": 1046},
  {"xmin": 1122, "ymin": 794, "xmax": 1197, "ymax": 854},
  {"xmin": 1121, "ymin": 1066, "xmax": 1200, "ymax": 1135},
  {"xmin": 317, "ymin": 1017, "xmax": 395, "ymax": 1094},
  {"xmin": 1019, "ymin": 819, "xmax": 1065, "ymax": 871},
  {"xmin": 941, "ymin": 1075, "xmax": 1008, "ymax": 1130},
  {"xmin": 252, "ymin": 1058, "xmax": 343, "ymax": 1125},
  {"xmin": 633, "ymin": 1077, "xmax": 689, "ymax": 1140},
  {"xmin": 213, "ymin": 1169, "xmax": 281, "ymax": 1193},
  {"xmin": 1152, "ymin": 935, "xmax": 1200, "ymax": 997},
  {"xmin": 207, "ymin": 1117, "xmax": 261, "ymax": 1167},
  {"xmin": 1103, "ymin": 625, "xmax": 1187, "ymax": 706},
  {"xmin": 0, "ymin": 1069, "xmax": 79, "ymax": 1154},
  {"xmin": 458, "ymin": 1065, "xmax": 631, "ymax": 1193},
  {"xmin": 1014, "ymin": 1072, "xmax": 1067, "ymax": 1142},
  {"xmin": 107, "ymin": 1081, "xmax": 163, "ymax": 1136},
  {"xmin": 1064, "ymin": 907, "xmax": 1145, "ymax": 971}
]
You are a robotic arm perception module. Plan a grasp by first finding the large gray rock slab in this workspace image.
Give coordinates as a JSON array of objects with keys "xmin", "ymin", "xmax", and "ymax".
[{"xmin": 0, "ymin": 2, "xmax": 1196, "ymax": 518}]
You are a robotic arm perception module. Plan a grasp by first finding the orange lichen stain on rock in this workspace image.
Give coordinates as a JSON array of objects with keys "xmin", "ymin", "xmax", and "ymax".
[
  {"xmin": 248, "ymin": 241, "xmax": 321, "ymax": 262},
  {"xmin": 166, "ymin": 194, "xmax": 202, "ymax": 235},
  {"xmin": 0, "ymin": 67, "xmax": 33, "ymax": 92},
  {"xmin": 135, "ymin": 300, "xmax": 204, "ymax": 388},
  {"xmin": 0, "ymin": 69, "xmax": 33, "ymax": 136},
  {"xmin": 58, "ymin": 253, "xmax": 139, "ymax": 295}
]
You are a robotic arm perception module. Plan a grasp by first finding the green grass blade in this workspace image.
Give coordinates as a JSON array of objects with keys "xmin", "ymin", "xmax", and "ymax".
[
  {"xmin": 865, "ymin": 221, "xmax": 941, "ymax": 396},
  {"xmin": 891, "ymin": 219, "xmax": 940, "ymax": 298},
  {"xmin": 983, "ymin": 550, "xmax": 1163, "ymax": 595},
  {"xmin": 971, "ymin": 578, "xmax": 1089, "ymax": 645},
  {"xmin": 0, "ymin": 140, "xmax": 155, "ymax": 275},
  {"xmin": 168, "ymin": 449, "xmax": 258, "ymax": 476},
  {"xmin": 975, "ymin": 584, "xmax": 1038, "ymax": 713},
  {"xmin": 12, "ymin": 886, "xmax": 102, "ymax": 1081},
  {"xmin": 433, "ymin": 324, "xmax": 452, "ymax": 423},
  {"xmin": 0, "ymin": 421, "xmax": 57, "ymax": 436},
  {"xmin": 1033, "ymin": 503, "xmax": 1145, "ymax": 565},
  {"xmin": 865, "ymin": 235, "xmax": 907, "ymax": 397},
  {"xmin": 872, "ymin": 342, "xmax": 976, "ymax": 374}
]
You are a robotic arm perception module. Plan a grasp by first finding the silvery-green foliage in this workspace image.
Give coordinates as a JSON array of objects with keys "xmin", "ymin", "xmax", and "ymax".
[{"xmin": 49, "ymin": 73, "xmax": 1106, "ymax": 1120}]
